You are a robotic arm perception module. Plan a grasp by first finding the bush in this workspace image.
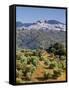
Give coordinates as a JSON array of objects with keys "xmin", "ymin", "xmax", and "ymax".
[
  {"xmin": 56, "ymin": 55, "xmax": 59, "ymax": 58},
  {"xmin": 58, "ymin": 61, "xmax": 66, "ymax": 71},
  {"xmin": 44, "ymin": 59, "xmax": 51, "ymax": 67},
  {"xmin": 44, "ymin": 70, "xmax": 53, "ymax": 79},
  {"xmin": 55, "ymin": 49, "xmax": 66, "ymax": 57},
  {"xmin": 52, "ymin": 69, "xmax": 61, "ymax": 79},
  {"xmin": 62, "ymin": 62, "xmax": 66, "ymax": 70},
  {"xmin": 16, "ymin": 69, "xmax": 23, "ymax": 78},
  {"xmin": 49, "ymin": 47, "xmax": 56, "ymax": 53},
  {"xmin": 16, "ymin": 60, "xmax": 22, "ymax": 70},
  {"xmin": 60, "ymin": 56, "xmax": 66, "ymax": 60},
  {"xmin": 30, "ymin": 64, "xmax": 36, "ymax": 73},
  {"xmin": 32, "ymin": 50, "xmax": 37, "ymax": 56},
  {"xmin": 22, "ymin": 65, "xmax": 30, "ymax": 77},
  {"xmin": 16, "ymin": 69, "xmax": 19, "ymax": 77},
  {"xmin": 49, "ymin": 60, "xmax": 58, "ymax": 69},
  {"xmin": 20, "ymin": 56, "xmax": 27, "ymax": 64},
  {"xmin": 47, "ymin": 43, "xmax": 66, "ymax": 57},
  {"xmin": 58, "ymin": 62, "xmax": 63, "ymax": 69},
  {"xmin": 22, "ymin": 64, "xmax": 36, "ymax": 78},
  {"xmin": 16, "ymin": 53, "xmax": 21, "ymax": 60},
  {"xmin": 53, "ymin": 43, "xmax": 64, "ymax": 50},
  {"xmin": 25, "ymin": 51, "xmax": 33, "ymax": 56},
  {"xmin": 31, "ymin": 56, "xmax": 39, "ymax": 66},
  {"xmin": 26, "ymin": 72, "xmax": 32, "ymax": 80},
  {"xmin": 39, "ymin": 56, "xmax": 45, "ymax": 61},
  {"xmin": 35, "ymin": 49, "xmax": 43, "ymax": 57},
  {"xmin": 16, "ymin": 78, "xmax": 23, "ymax": 83},
  {"xmin": 27, "ymin": 56, "xmax": 31, "ymax": 64},
  {"xmin": 20, "ymin": 49, "xmax": 25, "ymax": 53}
]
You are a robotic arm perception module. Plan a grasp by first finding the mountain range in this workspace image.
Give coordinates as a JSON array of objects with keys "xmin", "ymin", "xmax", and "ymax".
[
  {"xmin": 16, "ymin": 20, "xmax": 66, "ymax": 49},
  {"xmin": 16, "ymin": 20, "xmax": 65, "ymax": 31}
]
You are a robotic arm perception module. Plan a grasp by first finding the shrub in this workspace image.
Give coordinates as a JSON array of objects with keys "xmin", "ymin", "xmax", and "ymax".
[
  {"xmin": 49, "ymin": 63, "xmax": 55, "ymax": 69},
  {"xmin": 52, "ymin": 69, "xmax": 61, "ymax": 79},
  {"xmin": 26, "ymin": 72, "xmax": 32, "ymax": 80},
  {"xmin": 58, "ymin": 62, "xmax": 63, "ymax": 69},
  {"xmin": 60, "ymin": 56, "xmax": 66, "ymax": 60},
  {"xmin": 35, "ymin": 49, "xmax": 43, "ymax": 57},
  {"xmin": 29, "ymin": 64, "xmax": 36, "ymax": 73},
  {"xmin": 16, "ymin": 69, "xmax": 23, "ymax": 78},
  {"xmin": 16, "ymin": 53, "xmax": 21, "ymax": 60},
  {"xmin": 22, "ymin": 65, "xmax": 30, "ymax": 77},
  {"xmin": 16, "ymin": 60, "xmax": 22, "ymax": 70},
  {"xmin": 27, "ymin": 56, "xmax": 31, "ymax": 64},
  {"xmin": 25, "ymin": 65, "xmax": 31, "ymax": 73},
  {"xmin": 22, "ymin": 64, "xmax": 36, "ymax": 77},
  {"xmin": 16, "ymin": 69, "xmax": 19, "ymax": 77},
  {"xmin": 32, "ymin": 50, "xmax": 37, "ymax": 56},
  {"xmin": 39, "ymin": 56, "xmax": 45, "ymax": 61},
  {"xmin": 44, "ymin": 59, "xmax": 51, "ymax": 67},
  {"xmin": 47, "ymin": 43, "xmax": 66, "ymax": 57},
  {"xmin": 58, "ymin": 61, "xmax": 66, "ymax": 71},
  {"xmin": 49, "ymin": 47, "xmax": 56, "ymax": 53},
  {"xmin": 49, "ymin": 60, "xmax": 58, "ymax": 69},
  {"xmin": 49, "ymin": 53, "xmax": 55, "ymax": 58},
  {"xmin": 16, "ymin": 78, "xmax": 23, "ymax": 83},
  {"xmin": 20, "ymin": 56, "xmax": 27, "ymax": 64},
  {"xmin": 25, "ymin": 51, "xmax": 33, "ymax": 56},
  {"xmin": 44, "ymin": 70, "xmax": 53, "ymax": 79},
  {"xmin": 53, "ymin": 43, "xmax": 64, "ymax": 50},
  {"xmin": 55, "ymin": 49, "xmax": 66, "ymax": 57},
  {"xmin": 62, "ymin": 62, "xmax": 66, "ymax": 70},
  {"xmin": 31, "ymin": 56, "xmax": 39, "ymax": 66},
  {"xmin": 20, "ymin": 49, "xmax": 25, "ymax": 53}
]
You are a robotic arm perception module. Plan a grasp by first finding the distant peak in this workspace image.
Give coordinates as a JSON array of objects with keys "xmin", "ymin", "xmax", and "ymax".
[
  {"xmin": 36, "ymin": 20, "xmax": 42, "ymax": 23},
  {"xmin": 16, "ymin": 21, "xmax": 23, "ymax": 27},
  {"xmin": 44, "ymin": 20, "xmax": 47, "ymax": 23},
  {"xmin": 47, "ymin": 20, "xmax": 64, "ymax": 24}
]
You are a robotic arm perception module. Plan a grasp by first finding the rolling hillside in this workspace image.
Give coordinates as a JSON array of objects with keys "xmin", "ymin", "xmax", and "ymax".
[{"xmin": 16, "ymin": 29, "xmax": 66, "ymax": 49}]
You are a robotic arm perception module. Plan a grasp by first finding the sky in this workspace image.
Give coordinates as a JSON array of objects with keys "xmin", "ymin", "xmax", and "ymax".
[{"xmin": 16, "ymin": 6, "xmax": 66, "ymax": 24}]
